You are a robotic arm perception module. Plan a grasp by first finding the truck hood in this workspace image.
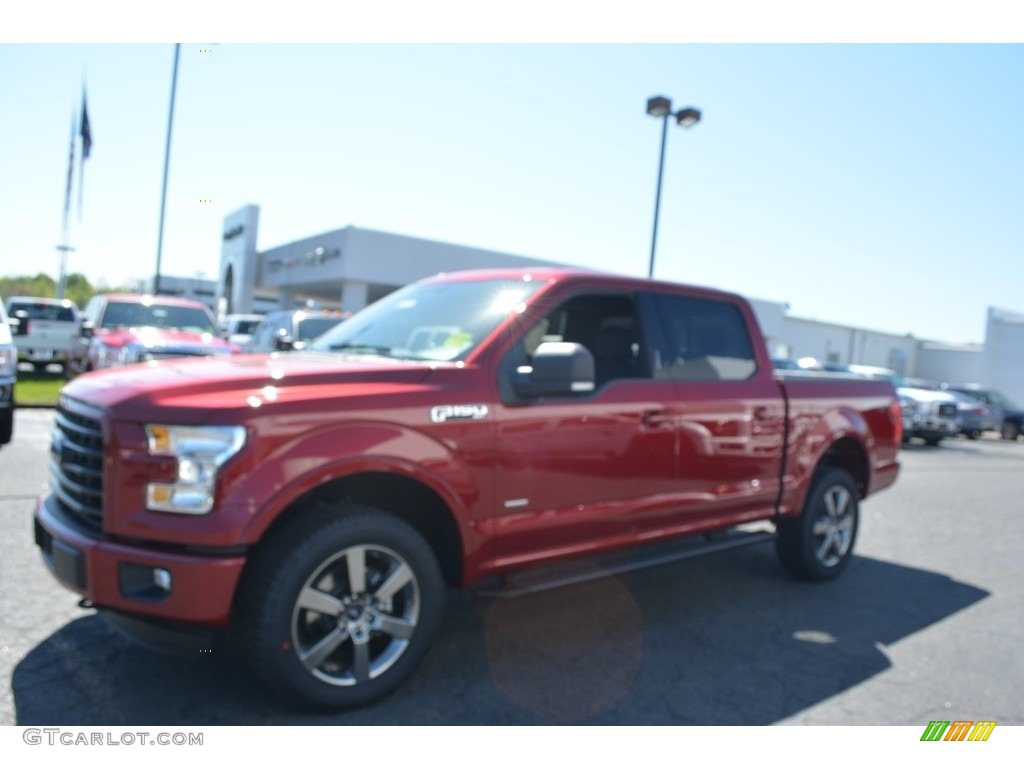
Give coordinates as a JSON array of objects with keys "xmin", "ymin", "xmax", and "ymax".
[
  {"xmin": 97, "ymin": 326, "xmax": 233, "ymax": 352},
  {"xmin": 62, "ymin": 352, "xmax": 440, "ymax": 422}
]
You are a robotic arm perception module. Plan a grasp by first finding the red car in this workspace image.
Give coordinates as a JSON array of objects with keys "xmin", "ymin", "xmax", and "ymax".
[
  {"xmin": 37, "ymin": 269, "xmax": 901, "ymax": 709},
  {"xmin": 68, "ymin": 294, "xmax": 238, "ymax": 375}
]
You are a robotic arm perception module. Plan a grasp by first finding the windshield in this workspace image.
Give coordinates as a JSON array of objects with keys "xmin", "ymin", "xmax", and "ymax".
[
  {"xmin": 231, "ymin": 319, "xmax": 262, "ymax": 335},
  {"xmin": 310, "ymin": 277, "xmax": 544, "ymax": 362},
  {"xmin": 8, "ymin": 301, "xmax": 77, "ymax": 322},
  {"xmin": 102, "ymin": 301, "xmax": 217, "ymax": 333},
  {"xmin": 297, "ymin": 316, "xmax": 344, "ymax": 342}
]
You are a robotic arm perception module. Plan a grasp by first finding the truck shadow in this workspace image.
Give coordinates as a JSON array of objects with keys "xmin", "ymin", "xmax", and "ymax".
[{"xmin": 12, "ymin": 547, "xmax": 988, "ymax": 725}]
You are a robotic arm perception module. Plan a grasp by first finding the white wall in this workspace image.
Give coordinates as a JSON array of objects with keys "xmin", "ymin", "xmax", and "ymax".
[
  {"xmin": 914, "ymin": 343, "xmax": 984, "ymax": 385},
  {"xmin": 773, "ymin": 317, "xmax": 917, "ymax": 373},
  {"xmin": 983, "ymin": 307, "xmax": 1024, "ymax": 403}
]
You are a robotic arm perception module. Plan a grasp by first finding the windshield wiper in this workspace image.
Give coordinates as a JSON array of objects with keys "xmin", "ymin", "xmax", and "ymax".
[{"xmin": 327, "ymin": 342, "xmax": 393, "ymax": 355}]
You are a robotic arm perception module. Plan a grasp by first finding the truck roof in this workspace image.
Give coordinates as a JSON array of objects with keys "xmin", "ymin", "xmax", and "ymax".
[{"xmin": 423, "ymin": 267, "xmax": 749, "ymax": 305}]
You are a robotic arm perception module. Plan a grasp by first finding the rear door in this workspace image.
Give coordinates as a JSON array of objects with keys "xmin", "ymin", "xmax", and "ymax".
[{"xmin": 648, "ymin": 291, "xmax": 786, "ymax": 528}]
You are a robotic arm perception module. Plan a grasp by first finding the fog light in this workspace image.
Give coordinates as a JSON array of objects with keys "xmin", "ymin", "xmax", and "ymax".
[
  {"xmin": 119, "ymin": 562, "xmax": 173, "ymax": 602},
  {"xmin": 153, "ymin": 568, "xmax": 172, "ymax": 592}
]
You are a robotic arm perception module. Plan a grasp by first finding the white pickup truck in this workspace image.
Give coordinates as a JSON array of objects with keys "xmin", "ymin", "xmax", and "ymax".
[{"xmin": 4, "ymin": 296, "xmax": 80, "ymax": 372}]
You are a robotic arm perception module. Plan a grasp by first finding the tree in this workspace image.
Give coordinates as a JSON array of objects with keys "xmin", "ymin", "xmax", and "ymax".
[{"xmin": 0, "ymin": 272, "xmax": 95, "ymax": 308}]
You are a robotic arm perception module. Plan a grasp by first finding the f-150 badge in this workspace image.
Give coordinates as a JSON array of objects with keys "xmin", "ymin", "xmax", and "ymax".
[{"xmin": 430, "ymin": 404, "xmax": 489, "ymax": 423}]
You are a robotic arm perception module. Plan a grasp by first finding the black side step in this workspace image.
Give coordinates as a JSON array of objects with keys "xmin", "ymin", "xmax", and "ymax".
[{"xmin": 474, "ymin": 524, "xmax": 776, "ymax": 599}]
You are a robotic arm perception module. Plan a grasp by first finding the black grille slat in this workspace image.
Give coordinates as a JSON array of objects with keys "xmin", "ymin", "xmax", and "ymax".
[{"xmin": 51, "ymin": 401, "xmax": 104, "ymax": 531}]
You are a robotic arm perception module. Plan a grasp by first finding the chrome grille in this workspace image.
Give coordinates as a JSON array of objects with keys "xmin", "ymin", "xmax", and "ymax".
[{"xmin": 50, "ymin": 400, "xmax": 104, "ymax": 530}]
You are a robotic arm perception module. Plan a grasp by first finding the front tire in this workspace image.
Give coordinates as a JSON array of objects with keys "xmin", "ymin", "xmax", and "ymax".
[
  {"xmin": 235, "ymin": 504, "xmax": 445, "ymax": 710},
  {"xmin": 776, "ymin": 467, "xmax": 859, "ymax": 581},
  {"xmin": 1002, "ymin": 421, "xmax": 1021, "ymax": 441}
]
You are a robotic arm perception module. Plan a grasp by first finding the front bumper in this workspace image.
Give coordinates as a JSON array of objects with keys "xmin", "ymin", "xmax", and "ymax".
[{"xmin": 33, "ymin": 492, "xmax": 247, "ymax": 626}]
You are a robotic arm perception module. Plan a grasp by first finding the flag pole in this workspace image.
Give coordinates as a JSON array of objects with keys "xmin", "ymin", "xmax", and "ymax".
[
  {"xmin": 56, "ymin": 107, "xmax": 77, "ymax": 300},
  {"xmin": 154, "ymin": 42, "xmax": 180, "ymax": 296},
  {"xmin": 77, "ymin": 81, "xmax": 91, "ymax": 223}
]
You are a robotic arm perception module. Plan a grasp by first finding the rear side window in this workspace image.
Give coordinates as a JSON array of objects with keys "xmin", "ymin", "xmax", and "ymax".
[
  {"xmin": 652, "ymin": 294, "xmax": 757, "ymax": 381},
  {"xmin": 9, "ymin": 302, "xmax": 77, "ymax": 322}
]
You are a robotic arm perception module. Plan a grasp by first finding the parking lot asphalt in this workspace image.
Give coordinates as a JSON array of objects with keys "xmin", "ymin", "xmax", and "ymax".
[{"xmin": 2, "ymin": 408, "xmax": 1022, "ymax": 725}]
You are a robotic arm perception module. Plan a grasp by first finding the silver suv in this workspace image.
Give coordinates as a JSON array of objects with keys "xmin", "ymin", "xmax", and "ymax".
[{"xmin": 0, "ymin": 298, "xmax": 29, "ymax": 445}]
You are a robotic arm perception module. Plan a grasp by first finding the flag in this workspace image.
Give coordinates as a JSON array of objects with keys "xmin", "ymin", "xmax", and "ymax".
[
  {"xmin": 80, "ymin": 89, "xmax": 92, "ymax": 158},
  {"xmin": 78, "ymin": 86, "xmax": 91, "ymax": 221}
]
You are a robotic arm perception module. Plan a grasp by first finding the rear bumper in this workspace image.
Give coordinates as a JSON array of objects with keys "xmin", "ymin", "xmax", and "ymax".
[
  {"xmin": 33, "ymin": 493, "xmax": 246, "ymax": 626},
  {"xmin": 18, "ymin": 348, "xmax": 69, "ymax": 363}
]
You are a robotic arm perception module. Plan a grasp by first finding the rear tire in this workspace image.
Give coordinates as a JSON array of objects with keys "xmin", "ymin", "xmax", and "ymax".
[
  {"xmin": 235, "ymin": 504, "xmax": 445, "ymax": 710},
  {"xmin": 776, "ymin": 467, "xmax": 859, "ymax": 581},
  {"xmin": 0, "ymin": 409, "xmax": 12, "ymax": 445}
]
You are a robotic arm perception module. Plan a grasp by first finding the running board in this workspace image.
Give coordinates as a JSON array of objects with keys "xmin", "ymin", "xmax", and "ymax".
[{"xmin": 474, "ymin": 524, "xmax": 776, "ymax": 599}]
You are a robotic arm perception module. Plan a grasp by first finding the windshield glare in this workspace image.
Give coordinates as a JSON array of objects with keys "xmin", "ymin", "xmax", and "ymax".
[
  {"xmin": 310, "ymin": 278, "xmax": 543, "ymax": 362},
  {"xmin": 102, "ymin": 302, "xmax": 217, "ymax": 333}
]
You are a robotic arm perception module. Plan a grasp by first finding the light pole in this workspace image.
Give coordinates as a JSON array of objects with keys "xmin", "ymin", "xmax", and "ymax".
[
  {"xmin": 154, "ymin": 43, "xmax": 181, "ymax": 296},
  {"xmin": 646, "ymin": 95, "xmax": 701, "ymax": 278}
]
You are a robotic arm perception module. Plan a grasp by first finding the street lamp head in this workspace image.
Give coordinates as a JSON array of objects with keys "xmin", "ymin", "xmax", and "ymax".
[
  {"xmin": 646, "ymin": 96, "xmax": 672, "ymax": 117},
  {"xmin": 676, "ymin": 107, "xmax": 701, "ymax": 128}
]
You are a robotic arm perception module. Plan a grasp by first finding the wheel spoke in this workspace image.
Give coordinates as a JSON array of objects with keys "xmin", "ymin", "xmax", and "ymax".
[
  {"xmin": 298, "ymin": 586, "xmax": 344, "ymax": 617},
  {"xmin": 374, "ymin": 562, "xmax": 414, "ymax": 601},
  {"xmin": 815, "ymin": 532, "xmax": 835, "ymax": 562},
  {"xmin": 375, "ymin": 613, "xmax": 416, "ymax": 639},
  {"xmin": 812, "ymin": 519, "xmax": 831, "ymax": 536},
  {"xmin": 826, "ymin": 487, "xmax": 849, "ymax": 519},
  {"xmin": 346, "ymin": 546, "xmax": 367, "ymax": 594},
  {"xmin": 299, "ymin": 627, "xmax": 348, "ymax": 670},
  {"xmin": 352, "ymin": 634, "xmax": 371, "ymax": 682}
]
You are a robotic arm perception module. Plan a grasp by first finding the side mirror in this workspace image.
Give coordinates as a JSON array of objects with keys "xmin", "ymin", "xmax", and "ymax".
[
  {"xmin": 515, "ymin": 341, "xmax": 595, "ymax": 398},
  {"xmin": 11, "ymin": 310, "xmax": 30, "ymax": 337},
  {"xmin": 80, "ymin": 320, "xmax": 95, "ymax": 339}
]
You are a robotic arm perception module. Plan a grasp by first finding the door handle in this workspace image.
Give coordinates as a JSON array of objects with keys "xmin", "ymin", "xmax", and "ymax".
[{"xmin": 642, "ymin": 410, "xmax": 672, "ymax": 428}]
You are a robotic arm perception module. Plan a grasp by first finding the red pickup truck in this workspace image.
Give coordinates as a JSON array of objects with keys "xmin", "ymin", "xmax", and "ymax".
[{"xmin": 34, "ymin": 268, "xmax": 900, "ymax": 709}]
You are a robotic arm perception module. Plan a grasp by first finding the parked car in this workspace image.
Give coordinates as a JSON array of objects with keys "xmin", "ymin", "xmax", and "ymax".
[
  {"xmin": 837, "ymin": 365, "xmax": 961, "ymax": 446},
  {"xmin": 247, "ymin": 308, "xmax": 347, "ymax": 353},
  {"xmin": 944, "ymin": 384, "xmax": 1024, "ymax": 441},
  {"xmin": 0, "ymin": 298, "xmax": 29, "ymax": 445},
  {"xmin": 946, "ymin": 390, "xmax": 1000, "ymax": 439},
  {"xmin": 35, "ymin": 268, "xmax": 901, "ymax": 709},
  {"xmin": 220, "ymin": 313, "xmax": 264, "ymax": 351},
  {"xmin": 69, "ymin": 294, "xmax": 238, "ymax": 375},
  {"xmin": 3, "ymin": 296, "xmax": 79, "ymax": 371}
]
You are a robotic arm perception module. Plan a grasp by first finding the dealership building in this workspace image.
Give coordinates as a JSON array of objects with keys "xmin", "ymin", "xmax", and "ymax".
[{"xmin": 153, "ymin": 204, "xmax": 1024, "ymax": 403}]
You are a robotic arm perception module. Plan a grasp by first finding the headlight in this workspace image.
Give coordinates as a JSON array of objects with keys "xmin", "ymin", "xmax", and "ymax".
[
  {"xmin": 898, "ymin": 398, "xmax": 919, "ymax": 416},
  {"xmin": 119, "ymin": 344, "xmax": 146, "ymax": 365},
  {"xmin": 144, "ymin": 425, "xmax": 246, "ymax": 514},
  {"xmin": 0, "ymin": 343, "xmax": 15, "ymax": 378}
]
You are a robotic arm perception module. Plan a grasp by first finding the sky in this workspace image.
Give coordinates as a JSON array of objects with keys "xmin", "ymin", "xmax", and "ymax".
[{"xmin": 2, "ymin": 6, "xmax": 1022, "ymax": 346}]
